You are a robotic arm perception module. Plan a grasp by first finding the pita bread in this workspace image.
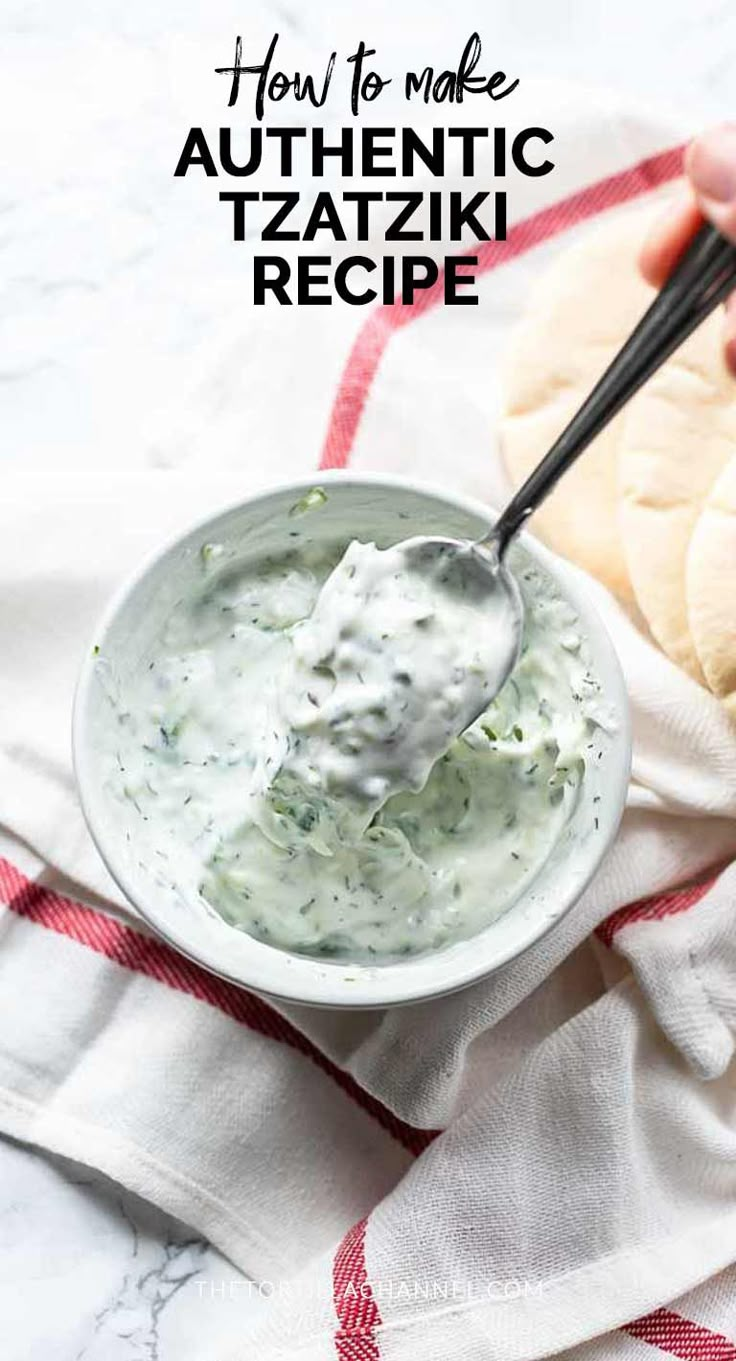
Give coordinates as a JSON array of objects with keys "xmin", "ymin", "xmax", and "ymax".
[
  {"xmin": 499, "ymin": 208, "xmax": 656, "ymax": 599},
  {"xmin": 686, "ymin": 455, "xmax": 736, "ymax": 716},
  {"xmin": 618, "ymin": 312, "xmax": 736, "ymax": 682}
]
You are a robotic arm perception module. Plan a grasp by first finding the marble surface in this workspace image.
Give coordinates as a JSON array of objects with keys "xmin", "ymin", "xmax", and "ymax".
[
  {"xmin": 2, "ymin": 0, "xmax": 736, "ymax": 1356},
  {"xmin": 0, "ymin": 1137, "xmax": 268, "ymax": 1360}
]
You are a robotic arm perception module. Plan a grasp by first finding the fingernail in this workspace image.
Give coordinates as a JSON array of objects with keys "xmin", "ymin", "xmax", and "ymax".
[
  {"xmin": 725, "ymin": 330, "xmax": 736, "ymax": 379},
  {"xmin": 724, "ymin": 294, "xmax": 736, "ymax": 377},
  {"xmin": 688, "ymin": 126, "xmax": 736, "ymax": 203}
]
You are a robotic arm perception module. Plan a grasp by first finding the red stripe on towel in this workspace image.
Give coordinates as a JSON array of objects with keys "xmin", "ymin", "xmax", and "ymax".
[
  {"xmin": 0, "ymin": 857, "xmax": 437, "ymax": 1156},
  {"xmin": 333, "ymin": 1217, "xmax": 383, "ymax": 1361},
  {"xmin": 319, "ymin": 143, "xmax": 685, "ymax": 471},
  {"xmin": 596, "ymin": 875, "xmax": 716, "ymax": 948},
  {"xmin": 623, "ymin": 1307, "xmax": 736, "ymax": 1359}
]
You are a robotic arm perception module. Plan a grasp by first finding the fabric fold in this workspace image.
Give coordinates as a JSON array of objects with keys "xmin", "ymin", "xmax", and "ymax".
[
  {"xmin": 226, "ymin": 972, "xmax": 736, "ymax": 1360},
  {"xmin": 612, "ymin": 863, "xmax": 736, "ymax": 1079}
]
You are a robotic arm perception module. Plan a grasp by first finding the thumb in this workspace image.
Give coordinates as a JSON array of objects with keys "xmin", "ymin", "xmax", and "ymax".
[{"xmin": 686, "ymin": 124, "xmax": 736, "ymax": 243}]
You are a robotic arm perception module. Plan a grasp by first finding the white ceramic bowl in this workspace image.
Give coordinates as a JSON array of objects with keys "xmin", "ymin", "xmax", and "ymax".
[{"xmin": 73, "ymin": 473, "xmax": 630, "ymax": 1008}]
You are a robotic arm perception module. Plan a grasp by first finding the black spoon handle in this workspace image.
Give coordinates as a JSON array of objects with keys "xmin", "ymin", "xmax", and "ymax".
[{"xmin": 491, "ymin": 222, "xmax": 736, "ymax": 558}]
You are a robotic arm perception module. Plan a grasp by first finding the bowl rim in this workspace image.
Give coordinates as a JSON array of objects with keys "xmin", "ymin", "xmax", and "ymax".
[{"xmin": 73, "ymin": 470, "xmax": 631, "ymax": 1008}]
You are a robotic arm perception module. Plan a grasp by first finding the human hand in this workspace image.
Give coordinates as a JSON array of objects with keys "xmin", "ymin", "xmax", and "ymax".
[{"xmin": 640, "ymin": 125, "xmax": 736, "ymax": 376}]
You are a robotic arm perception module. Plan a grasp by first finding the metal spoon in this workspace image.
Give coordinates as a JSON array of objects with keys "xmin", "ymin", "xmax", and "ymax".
[
  {"xmin": 403, "ymin": 221, "xmax": 736, "ymax": 717},
  {"xmin": 263, "ymin": 224, "xmax": 736, "ymax": 826}
]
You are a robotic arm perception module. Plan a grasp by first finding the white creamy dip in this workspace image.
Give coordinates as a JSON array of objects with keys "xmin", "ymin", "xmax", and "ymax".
[
  {"xmin": 251, "ymin": 537, "xmax": 520, "ymax": 858},
  {"xmin": 105, "ymin": 512, "xmax": 607, "ymax": 961}
]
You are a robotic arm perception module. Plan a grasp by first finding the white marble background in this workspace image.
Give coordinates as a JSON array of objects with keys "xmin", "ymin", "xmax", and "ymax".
[{"xmin": 1, "ymin": 0, "xmax": 735, "ymax": 1356}]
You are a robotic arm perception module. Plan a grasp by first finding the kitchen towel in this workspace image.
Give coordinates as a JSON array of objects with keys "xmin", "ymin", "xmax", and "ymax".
[{"xmin": 1, "ymin": 83, "xmax": 735, "ymax": 1359}]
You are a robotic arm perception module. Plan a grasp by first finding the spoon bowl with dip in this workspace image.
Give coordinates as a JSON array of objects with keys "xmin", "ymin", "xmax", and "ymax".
[{"xmin": 248, "ymin": 532, "xmax": 524, "ymax": 857}]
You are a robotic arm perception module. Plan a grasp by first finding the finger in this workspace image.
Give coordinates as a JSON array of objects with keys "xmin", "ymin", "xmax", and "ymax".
[
  {"xmin": 638, "ymin": 191, "xmax": 704, "ymax": 287},
  {"xmin": 686, "ymin": 124, "xmax": 736, "ymax": 243}
]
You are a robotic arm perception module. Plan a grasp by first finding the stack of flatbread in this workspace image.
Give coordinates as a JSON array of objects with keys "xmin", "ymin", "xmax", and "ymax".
[{"xmin": 500, "ymin": 202, "xmax": 736, "ymax": 719}]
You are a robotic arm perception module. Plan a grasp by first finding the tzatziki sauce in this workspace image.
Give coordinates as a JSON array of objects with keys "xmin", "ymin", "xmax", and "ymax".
[
  {"xmin": 250, "ymin": 537, "xmax": 520, "ymax": 858},
  {"xmin": 104, "ymin": 509, "xmax": 608, "ymax": 961}
]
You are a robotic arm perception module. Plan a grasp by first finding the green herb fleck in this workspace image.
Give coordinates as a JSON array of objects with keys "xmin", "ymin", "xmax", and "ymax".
[
  {"xmin": 159, "ymin": 720, "xmax": 183, "ymax": 748},
  {"xmin": 288, "ymin": 486, "xmax": 328, "ymax": 518}
]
